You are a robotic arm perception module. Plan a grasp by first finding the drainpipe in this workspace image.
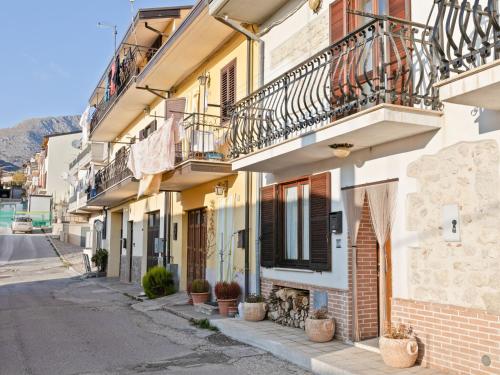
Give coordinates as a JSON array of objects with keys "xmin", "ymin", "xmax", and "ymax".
[
  {"xmin": 213, "ymin": 12, "xmax": 265, "ymax": 296},
  {"xmin": 163, "ymin": 191, "xmax": 170, "ymax": 267}
]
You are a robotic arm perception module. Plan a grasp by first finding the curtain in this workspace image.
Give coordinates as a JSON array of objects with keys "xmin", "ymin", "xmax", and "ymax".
[
  {"xmin": 366, "ymin": 181, "xmax": 398, "ymax": 336},
  {"xmin": 342, "ymin": 187, "xmax": 366, "ymax": 342}
]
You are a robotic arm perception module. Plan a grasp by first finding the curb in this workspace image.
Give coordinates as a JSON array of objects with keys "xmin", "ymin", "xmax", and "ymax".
[
  {"xmin": 94, "ymin": 280, "xmax": 145, "ymax": 302},
  {"xmin": 42, "ymin": 230, "xmax": 80, "ymax": 276}
]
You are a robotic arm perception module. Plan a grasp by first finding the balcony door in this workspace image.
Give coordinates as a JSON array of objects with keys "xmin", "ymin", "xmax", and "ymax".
[
  {"xmin": 187, "ymin": 208, "xmax": 207, "ymax": 286},
  {"xmin": 147, "ymin": 211, "xmax": 160, "ymax": 271}
]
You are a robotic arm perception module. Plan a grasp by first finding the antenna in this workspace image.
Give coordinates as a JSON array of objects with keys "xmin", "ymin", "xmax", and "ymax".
[{"xmin": 97, "ymin": 22, "xmax": 118, "ymax": 56}]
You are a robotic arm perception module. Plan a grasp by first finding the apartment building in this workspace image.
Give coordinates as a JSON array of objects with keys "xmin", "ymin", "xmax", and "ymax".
[{"xmin": 209, "ymin": 0, "xmax": 500, "ymax": 374}]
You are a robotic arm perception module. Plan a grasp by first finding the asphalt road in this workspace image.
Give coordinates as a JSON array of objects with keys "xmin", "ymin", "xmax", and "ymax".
[{"xmin": 0, "ymin": 233, "xmax": 310, "ymax": 375}]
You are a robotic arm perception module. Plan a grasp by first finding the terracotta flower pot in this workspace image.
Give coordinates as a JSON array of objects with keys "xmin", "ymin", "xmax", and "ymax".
[
  {"xmin": 218, "ymin": 299, "xmax": 237, "ymax": 316},
  {"xmin": 243, "ymin": 302, "xmax": 267, "ymax": 321},
  {"xmin": 191, "ymin": 292, "xmax": 210, "ymax": 305},
  {"xmin": 379, "ymin": 336, "xmax": 419, "ymax": 368},
  {"xmin": 305, "ymin": 317, "xmax": 335, "ymax": 342}
]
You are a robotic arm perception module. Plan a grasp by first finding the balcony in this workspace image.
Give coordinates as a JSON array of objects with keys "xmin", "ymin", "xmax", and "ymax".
[
  {"xmin": 209, "ymin": 0, "xmax": 289, "ymax": 25},
  {"xmin": 69, "ymin": 144, "xmax": 91, "ymax": 171},
  {"xmin": 89, "ymin": 46, "xmax": 160, "ymax": 141},
  {"xmin": 229, "ymin": 17, "xmax": 443, "ymax": 173},
  {"xmin": 68, "ymin": 191, "xmax": 102, "ymax": 215},
  {"xmin": 88, "ymin": 148, "xmax": 138, "ymax": 206},
  {"xmin": 431, "ymin": 0, "xmax": 500, "ymax": 109},
  {"xmin": 160, "ymin": 112, "xmax": 234, "ymax": 191}
]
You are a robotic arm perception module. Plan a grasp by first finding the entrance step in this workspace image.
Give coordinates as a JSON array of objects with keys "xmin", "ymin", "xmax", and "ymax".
[
  {"xmin": 354, "ymin": 337, "xmax": 381, "ymax": 354},
  {"xmin": 194, "ymin": 303, "xmax": 219, "ymax": 316}
]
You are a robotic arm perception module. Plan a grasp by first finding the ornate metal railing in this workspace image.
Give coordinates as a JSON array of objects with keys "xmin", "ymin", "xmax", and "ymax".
[
  {"xmin": 430, "ymin": 0, "xmax": 500, "ymax": 79},
  {"xmin": 175, "ymin": 112, "xmax": 230, "ymax": 164},
  {"xmin": 229, "ymin": 17, "xmax": 440, "ymax": 158},
  {"xmin": 93, "ymin": 148, "xmax": 132, "ymax": 197},
  {"xmin": 89, "ymin": 45, "xmax": 159, "ymax": 135}
]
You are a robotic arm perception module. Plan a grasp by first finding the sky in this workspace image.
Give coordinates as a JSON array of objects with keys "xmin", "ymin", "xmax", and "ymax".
[{"xmin": 0, "ymin": 0, "xmax": 194, "ymax": 128}]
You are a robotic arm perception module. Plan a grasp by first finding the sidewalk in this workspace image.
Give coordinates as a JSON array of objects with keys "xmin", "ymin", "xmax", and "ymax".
[
  {"xmin": 91, "ymin": 280, "xmax": 446, "ymax": 375},
  {"xmin": 47, "ymin": 236, "xmax": 86, "ymax": 274}
]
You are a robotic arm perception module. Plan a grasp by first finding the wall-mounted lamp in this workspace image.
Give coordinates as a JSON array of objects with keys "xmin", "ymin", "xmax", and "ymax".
[
  {"xmin": 215, "ymin": 181, "xmax": 228, "ymax": 196},
  {"xmin": 198, "ymin": 72, "xmax": 210, "ymax": 87},
  {"xmin": 329, "ymin": 143, "xmax": 354, "ymax": 158},
  {"xmin": 143, "ymin": 106, "xmax": 151, "ymax": 115},
  {"xmin": 308, "ymin": 0, "xmax": 322, "ymax": 13}
]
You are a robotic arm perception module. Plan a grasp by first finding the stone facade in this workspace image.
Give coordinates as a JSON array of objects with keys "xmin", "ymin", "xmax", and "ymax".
[
  {"xmin": 392, "ymin": 298, "xmax": 500, "ymax": 375},
  {"xmin": 131, "ymin": 256, "xmax": 142, "ymax": 284},
  {"xmin": 119, "ymin": 255, "xmax": 129, "ymax": 283},
  {"xmin": 261, "ymin": 277, "xmax": 351, "ymax": 342},
  {"xmin": 407, "ymin": 140, "xmax": 500, "ymax": 315}
]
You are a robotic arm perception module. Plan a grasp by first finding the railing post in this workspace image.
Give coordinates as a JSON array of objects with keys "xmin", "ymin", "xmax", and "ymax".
[{"xmin": 379, "ymin": 20, "xmax": 388, "ymax": 104}]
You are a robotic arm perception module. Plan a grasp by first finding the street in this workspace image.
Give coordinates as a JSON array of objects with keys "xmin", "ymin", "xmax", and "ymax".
[{"xmin": 0, "ymin": 232, "xmax": 310, "ymax": 375}]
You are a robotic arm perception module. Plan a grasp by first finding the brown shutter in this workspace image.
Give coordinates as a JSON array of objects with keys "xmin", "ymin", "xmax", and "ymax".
[
  {"xmin": 309, "ymin": 172, "xmax": 331, "ymax": 271},
  {"xmin": 139, "ymin": 129, "xmax": 144, "ymax": 141},
  {"xmin": 330, "ymin": 0, "xmax": 346, "ymax": 43},
  {"xmin": 388, "ymin": 0, "xmax": 410, "ymax": 104},
  {"xmin": 260, "ymin": 184, "xmax": 277, "ymax": 267},
  {"xmin": 220, "ymin": 59, "xmax": 236, "ymax": 120},
  {"xmin": 389, "ymin": 0, "xmax": 409, "ymax": 19}
]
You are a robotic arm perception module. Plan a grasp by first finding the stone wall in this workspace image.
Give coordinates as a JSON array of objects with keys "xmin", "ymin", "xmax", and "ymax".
[
  {"xmin": 120, "ymin": 255, "xmax": 129, "ymax": 283},
  {"xmin": 131, "ymin": 256, "xmax": 142, "ymax": 284},
  {"xmin": 406, "ymin": 140, "xmax": 500, "ymax": 315}
]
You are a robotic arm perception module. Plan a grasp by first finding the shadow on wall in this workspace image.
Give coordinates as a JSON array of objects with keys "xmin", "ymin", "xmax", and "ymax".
[{"xmin": 475, "ymin": 108, "xmax": 500, "ymax": 135}]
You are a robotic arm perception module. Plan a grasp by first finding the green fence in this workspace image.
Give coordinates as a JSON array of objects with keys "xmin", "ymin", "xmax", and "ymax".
[{"xmin": 0, "ymin": 208, "xmax": 52, "ymax": 228}]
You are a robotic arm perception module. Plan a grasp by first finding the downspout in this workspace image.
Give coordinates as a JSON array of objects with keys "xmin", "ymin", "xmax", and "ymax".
[
  {"xmin": 213, "ymin": 12, "xmax": 265, "ymax": 296},
  {"xmin": 163, "ymin": 191, "xmax": 171, "ymax": 268}
]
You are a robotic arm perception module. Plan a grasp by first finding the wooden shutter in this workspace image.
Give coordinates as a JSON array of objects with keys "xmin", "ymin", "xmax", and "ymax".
[
  {"xmin": 260, "ymin": 184, "xmax": 277, "ymax": 267},
  {"xmin": 389, "ymin": 0, "xmax": 409, "ymax": 19},
  {"xmin": 330, "ymin": 0, "xmax": 346, "ymax": 43},
  {"xmin": 309, "ymin": 172, "xmax": 331, "ymax": 271},
  {"xmin": 221, "ymin": 59, "xmax": 237, "ymax": 120}
]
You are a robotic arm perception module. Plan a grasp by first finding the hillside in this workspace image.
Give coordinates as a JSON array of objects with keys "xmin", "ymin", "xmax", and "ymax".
[{"xmin": 0, "ymin": 115, "xmax": 81, "ymax": 171}]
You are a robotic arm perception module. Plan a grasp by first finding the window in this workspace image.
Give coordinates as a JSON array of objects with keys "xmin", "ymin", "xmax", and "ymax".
[
  {"xmin": 139, "ymin": 120, "xmax": 157, "ymax": 141},
  {"xmin": 260, "ymin": 172, "xmax": 331, "ymax": 271},
  {"xmin": 220, "ymin": 59, "xmax": 236, "ymax": 120}
]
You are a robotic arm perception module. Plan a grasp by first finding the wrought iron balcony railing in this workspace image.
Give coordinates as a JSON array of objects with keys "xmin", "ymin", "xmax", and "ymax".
[
  {"xmin": 430, "ymin": 0, "xmax": 500, "ymax": 79},
  {"xmin": 92, "ymin": 148, "xmax": 132, "ymax": 197},
  {"xmin": 89, "ymin": 45, "xmax": 159, "ymax": 135},
  {"xmin": 229, "ymin": 17, "xmax": 440, "ymax": 158},
  {"xmin": 175, "ymin": 112, "xmax": 230, "ymax": 164}
]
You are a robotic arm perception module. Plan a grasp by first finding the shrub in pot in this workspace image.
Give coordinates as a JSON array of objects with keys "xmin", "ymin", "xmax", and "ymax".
[
  {"xmin": 91, "ymin": 248, "xmax": 108, "ymax": 274},
  {"xmin": 305, "ymin": 308, "xmax": 335, "ymax": 343},
  {"xmin": 214, "ymin": 281, "xmax": 241, "ymax": 316},
  {"xmin": 190, "ymin": 279, "xmax": 210, "ymax": 304},
  {"xmin": 243, "ymin": 294, "xmax": 267, "ymax": 321},
  {"xmin": 379, "ymin": 324, "xmax": 418, "ymax": 368},
  {"xmin": 142, "ymin": 266, "xmax": 176, "ymax": 299}
]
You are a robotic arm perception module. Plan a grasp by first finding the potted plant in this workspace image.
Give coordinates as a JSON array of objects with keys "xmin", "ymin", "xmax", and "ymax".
[
  {"xmin": 214, "ymin": 281, "xmax": 241, "ymax": 316},
  {"xmin": 91, "ymin": 248, "xmax": 108, "ymax": 275},
  {"xmin": 243, "ymin": 294, "xmax": 267, "ymax": 321},
  {"xmin": 379, "ymin": 323, "xmax": 418, "ymax": 368},
  {"xmin": 190, "ymin": 279, "xmax": 210, "ymax": 304},
  {"xmin": 305, "ymin": 308, "xmax": 335, "ymax": 342}
]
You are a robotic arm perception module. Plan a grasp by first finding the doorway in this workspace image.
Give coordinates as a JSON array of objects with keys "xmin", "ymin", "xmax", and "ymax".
[
  {"xmin": 187, "ymin": 208, "xmax": 207, "ymax": 287},
  {"xmin": 147, "ymin": 211, "xmax": 160, "ymax": 271}
]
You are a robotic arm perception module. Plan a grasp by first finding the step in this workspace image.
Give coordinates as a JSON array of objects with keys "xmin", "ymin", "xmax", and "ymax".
[{"xmin": 194, "ymin": 303, "xmax": 219, "ymax": 316}]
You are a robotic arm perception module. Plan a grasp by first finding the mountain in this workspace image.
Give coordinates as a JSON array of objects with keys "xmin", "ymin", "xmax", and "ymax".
[{"xmin": 0, "ymin": 115, "xmax": 81, "ymax": 171}]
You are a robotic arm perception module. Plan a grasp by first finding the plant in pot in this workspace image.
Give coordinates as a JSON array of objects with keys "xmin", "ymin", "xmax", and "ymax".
[
  {"xmin": 214, "ymin": 281, "xmax": 241, "ymax": 316},
  {"xmin": 91, "ymin": 248, "xmax": 108, "ymax": 275},
  {"xmin": 379, "ymin": 323, "xmax": 418, "ymax": 368},
  {"xmin": 190, "ymin": 279, "xmax": 210, "ymax": 304},
  {"xmin": 243, "ymin": 294, "xmax": 267, "ymax": 322},
  {"xmin": 305, "ymin": 308, "xmax": 335, "ymax": 343}
]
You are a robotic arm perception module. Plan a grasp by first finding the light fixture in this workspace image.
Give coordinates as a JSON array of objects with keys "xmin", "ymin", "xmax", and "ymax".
[
  {"xmin": 329, "ymin": 143, "xmax": 354, "ymax": 158},
  {"xmin": 143, "ymin": 106, "xmax": 151, "ymax": 115},
  {"xmin": 309, "ymin": 0, "xmax": 322, "ymax": 13},
  {"xmin": 215, "ymin": 181, "xmax": 228, "ymax": 196},
  {"xmin": 198, "ymin": 72, "xmax": 210, "ymax": 86}
]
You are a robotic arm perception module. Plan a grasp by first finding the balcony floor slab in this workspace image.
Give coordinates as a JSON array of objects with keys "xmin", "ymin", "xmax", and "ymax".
[{"xmin": 232, "ymin": 104, "xmax": 443, "ymax": 173}]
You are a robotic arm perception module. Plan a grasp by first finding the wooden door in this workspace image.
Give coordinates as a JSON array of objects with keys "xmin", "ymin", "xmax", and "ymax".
[
  {"xmin": 147, "ymin": 211, "xmax": 160, "ymax": 271},
  {"xmin": 187, "ymin": 208, "xmax": 207, "ymax": 286}
]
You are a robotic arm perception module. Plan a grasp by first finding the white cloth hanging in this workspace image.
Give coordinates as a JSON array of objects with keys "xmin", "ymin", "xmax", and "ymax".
[{"xmin": 79, "ymin": 106, "xmax": 91, "ymax": 145}]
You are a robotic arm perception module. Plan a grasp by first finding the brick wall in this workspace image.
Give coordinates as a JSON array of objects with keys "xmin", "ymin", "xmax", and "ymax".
[
  {"xmin": 355, "ymin": 197, "xmax": 379, "ymax": 340},
  {"xmin": 392, "ymin": 298, "xmax": 500, "ymax": 375},
  {"xmin": 261, "ymin": 277, "xmax": 351, "ymax": 341}
]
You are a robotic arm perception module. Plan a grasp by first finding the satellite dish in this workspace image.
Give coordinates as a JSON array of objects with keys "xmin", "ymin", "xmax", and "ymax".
[{"xmin": 94, "ymin": 219, "xmax": 104, "ymax": 232}]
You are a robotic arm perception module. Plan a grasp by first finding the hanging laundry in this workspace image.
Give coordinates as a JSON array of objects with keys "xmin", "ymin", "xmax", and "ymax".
[
  {"xmin": 79, "ymin": 105, "xmax": 91, "ymax": 145},
  {"xmin": 113, "ymin": 54, "xmax": 121, "ymax": 94},
  {"xmin": 109, "ymin": 61, "xmax": 117, "ymax": 96},
  {"xmin": 127, "ymin": 116, "xmax": 180, "ymax": 198}
]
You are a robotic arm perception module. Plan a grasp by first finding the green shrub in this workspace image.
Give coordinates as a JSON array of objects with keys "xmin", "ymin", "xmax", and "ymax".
[
  {"xmin": 191, "ymin": 279, "xmax": 210, "ymax": 293},
  {"xmin": 91, "ymin": 248, "xmax": 108, "ymax": 272},
  {"xmin": 142, "ymin": 266, "xmax": 176, "ymax": 299}
]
